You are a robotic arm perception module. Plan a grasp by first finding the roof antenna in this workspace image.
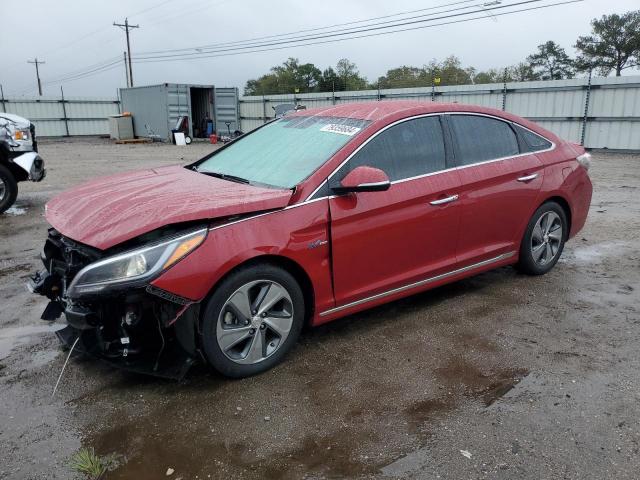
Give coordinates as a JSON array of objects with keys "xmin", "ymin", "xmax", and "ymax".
[{"xmin": 52, "ymin": 335, "xmax": 80, "ymax": 398}]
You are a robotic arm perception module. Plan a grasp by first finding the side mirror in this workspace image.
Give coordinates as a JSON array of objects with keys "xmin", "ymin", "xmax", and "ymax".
[{"xmin": 332, "ymin": 166, "xmax": 391, "ymax": 194}]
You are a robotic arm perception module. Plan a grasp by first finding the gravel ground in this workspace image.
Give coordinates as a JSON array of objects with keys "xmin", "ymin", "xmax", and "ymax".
[{"xmin": 0, "ymin": 138, "xmax": 638, "ymax": 479}]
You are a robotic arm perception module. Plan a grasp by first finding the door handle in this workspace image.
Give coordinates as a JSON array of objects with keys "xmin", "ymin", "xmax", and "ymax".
[
  {"xmin": 430, "ymin": 194, "xmax": 458, "ymax": 206},
  {"xmin": 517, "ymin": 173, "xmax": 538, "ymax": 182}
]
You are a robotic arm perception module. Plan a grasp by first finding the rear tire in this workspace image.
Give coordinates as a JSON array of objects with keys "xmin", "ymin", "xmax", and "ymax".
[
  {"xmin": 516, "ymin": 201, "xmax": 567, "ymax": 275},
  {"xmin": 200, "ymin": 264, "xmax": 305, "ymax": 378},
  {"xmin": 0, "ymin": 164, "xmax": 18, "ymax": 214}
]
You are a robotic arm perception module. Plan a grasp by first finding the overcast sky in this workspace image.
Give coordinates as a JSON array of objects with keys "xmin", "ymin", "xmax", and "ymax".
[{"xmin": 1, "ymin": 0, "xmax": 639, "ymax": 98}]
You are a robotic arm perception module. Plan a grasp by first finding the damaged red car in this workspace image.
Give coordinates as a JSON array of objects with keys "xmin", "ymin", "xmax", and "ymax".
[{"xmin": 30, "ymin": 101, "xmax": 592, "ymax": 378}]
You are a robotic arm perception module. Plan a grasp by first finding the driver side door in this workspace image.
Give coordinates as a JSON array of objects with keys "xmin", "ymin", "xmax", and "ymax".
[{"xmin": 328, "ymin": 115, "xmax": 462, "ymax": 307}]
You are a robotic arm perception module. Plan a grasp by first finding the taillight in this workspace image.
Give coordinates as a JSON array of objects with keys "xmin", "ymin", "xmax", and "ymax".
[{"xmin": 577, "ymin": 152, "xmax": 591, "ymax": 171}]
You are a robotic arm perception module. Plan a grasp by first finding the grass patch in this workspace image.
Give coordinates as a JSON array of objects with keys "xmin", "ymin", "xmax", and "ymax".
[{"xmin": 69, "ymin": 447, "xmax": 107, "ymax": 479}]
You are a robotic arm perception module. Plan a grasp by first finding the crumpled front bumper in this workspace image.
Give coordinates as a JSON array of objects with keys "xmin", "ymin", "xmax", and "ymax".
[
  {"xmin": 28, "ymin": 264, "xmax": 201, "ymax": 380},
  {"xmin": 55, "ymin": 324, "xmax": 197, "ymax": 380}
]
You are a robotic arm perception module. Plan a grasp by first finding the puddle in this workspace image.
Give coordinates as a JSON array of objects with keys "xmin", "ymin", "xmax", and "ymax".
[
  {"xmin": 0, "ymin": 324, "xmax": 64, "ymax": 361},
  {"xmin": 478, "ymin": 369, "xmax": 529, "ymax": 406},
  {"xmin": 434, "ymin": 356, "xmax": 529, "ymax": 407},
  {"xmin": 406, "ymin": 398, "xmax": 454, "ymax": 431},
  {"xmin": 566, "ymin": 241, "xmax": 628, "ymax": 264}
]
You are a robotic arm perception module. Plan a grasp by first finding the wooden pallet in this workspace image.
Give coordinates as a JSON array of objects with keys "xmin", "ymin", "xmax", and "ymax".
[{"xmin": 114, "ymin": 138, "xmax": 153, "ymax": 144}]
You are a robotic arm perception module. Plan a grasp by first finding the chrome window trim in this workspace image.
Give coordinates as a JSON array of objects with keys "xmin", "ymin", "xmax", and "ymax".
[
  {"xmin": 305, "ymin": 112, "xmax": 442, "ymax": 200},
  {"xmin": 305, "ymin": 111, "xmax": 555, "ymax": 201},
  {"xmin": 319, "ymin": 251, "xmax": 516, "ymax": 317},
  {"xmin": 446, "ymin": 112, "xmax": 555, "ymax": 167},
  {"xmin": 207, "ymin": 112, "xmax": 556, "ymax": 232}
]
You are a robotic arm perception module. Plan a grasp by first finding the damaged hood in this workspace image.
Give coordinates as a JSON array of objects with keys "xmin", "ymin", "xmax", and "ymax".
[
  {"xmin": 46, "ymin": 165, "xmax": 293, "ymax": 250},
  {"xmin": 0, "ymin": 113, "xmax": 31, "ymax": 129}
]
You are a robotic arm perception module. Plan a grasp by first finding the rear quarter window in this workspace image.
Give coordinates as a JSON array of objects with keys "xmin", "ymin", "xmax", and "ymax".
[
  {"xmin": 449, "ymin": 115, "xmax": 520, "ymax": 166},
  {"xmin": 514, "ymin": 125, "xmax": 553, "ymax": 152}
]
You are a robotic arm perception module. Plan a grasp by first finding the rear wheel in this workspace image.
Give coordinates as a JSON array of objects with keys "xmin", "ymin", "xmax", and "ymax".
[
  {"xmin": 0, "ymin": 164, "xmax": 18, "ymax": 214},
  {"xmin": 516, "ymin": 201, "xmax": 567, "ymax": 275},
  {"xmin": 200, "ymin": 264, "xmax": 305, "ymax": 378}
]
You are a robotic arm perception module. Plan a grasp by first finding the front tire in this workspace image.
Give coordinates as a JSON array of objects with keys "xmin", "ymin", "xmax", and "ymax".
[
  {"xmin": 200, "ymin": 264, "xmax": 305, "ymax": 378},
  {"xmin": 0, "ymin": 164, "xmax": 18, "ymax": 214},
  {"xmin": 516, "ymin": 201, "xmax": 567, "ymax": 275}
]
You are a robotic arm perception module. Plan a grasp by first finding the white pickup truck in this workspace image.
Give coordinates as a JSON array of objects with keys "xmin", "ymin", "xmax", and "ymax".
[{"xmin": 0, "ymin": 113, "xmax": 46, "ymax": 213}]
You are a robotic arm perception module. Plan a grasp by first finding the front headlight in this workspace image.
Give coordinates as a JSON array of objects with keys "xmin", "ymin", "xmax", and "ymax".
[
  {"xmin": 13, "ymin": 129, "xmax": 29, "ymax": 141},
  {"xmin": 67, "ymin": 228, "xmax": 207, "ymax": 296}
]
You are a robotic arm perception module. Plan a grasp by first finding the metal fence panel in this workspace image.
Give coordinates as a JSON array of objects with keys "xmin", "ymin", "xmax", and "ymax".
[
  {"xmin": 239, "ymin": 75, "xmax": 640, "ymax": 150},
  {"xmin": 0, "ymin": 95, "xmax": 119, "ymax": 137},
  {"xmin": 3, "ymin": 76, "xmax": 639, "ymax": 149}
]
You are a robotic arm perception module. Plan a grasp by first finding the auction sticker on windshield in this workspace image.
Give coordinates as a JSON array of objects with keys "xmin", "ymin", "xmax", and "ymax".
[{"xmin": 319, "ymin": 124, "xmax": 362, "ymax": 136}]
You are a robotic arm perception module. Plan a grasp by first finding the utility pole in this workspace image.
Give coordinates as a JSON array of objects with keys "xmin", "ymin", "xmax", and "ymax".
[
  {"xmin": 113, "ymin": 18, "xmax": 139, "ymax": 87},
  {"xmin": 123, "ymin": 51, "xmax": 130, "ymax": 87},
  {"xmin": 27, "ymin": 58, "xmax": 45, "ymax": 96}
]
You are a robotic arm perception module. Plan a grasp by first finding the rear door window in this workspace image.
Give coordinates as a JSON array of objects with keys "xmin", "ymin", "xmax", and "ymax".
[
  {"xmin": 336, "ymin": 116, "xmax": 446, "ymax": 183},
  {"xmin": 449, "ymin": 115, "xmax": 520, "ymax": 166}
]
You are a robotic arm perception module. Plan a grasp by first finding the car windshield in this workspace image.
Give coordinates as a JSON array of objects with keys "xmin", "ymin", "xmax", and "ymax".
[{"xmin": 197, "ymin": 115, "xmax": 371, "ymax": 188}]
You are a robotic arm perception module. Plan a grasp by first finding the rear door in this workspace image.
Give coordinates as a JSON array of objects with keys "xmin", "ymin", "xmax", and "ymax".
[
  {"xmin": 447, "ymin": 114, "xmax": 545, "ymax": 266},
  {"xmin": 328, "ymin": 115, "xmax": 462, "ymax": 307}
]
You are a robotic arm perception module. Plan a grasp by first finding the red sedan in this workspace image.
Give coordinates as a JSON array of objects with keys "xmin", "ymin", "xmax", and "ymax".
[{"xmin": 30, "ymin": 101, "xmax": 592, "ymax": 378}]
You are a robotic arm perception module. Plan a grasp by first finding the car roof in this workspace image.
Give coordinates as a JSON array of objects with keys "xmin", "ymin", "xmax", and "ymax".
[
  {"xmin": 290, "ymin": 100, "xmax": 559, "ymax": 141},
  {"xmin": 291, "ymin": 100, "xmax": 513, "ymax": 121}
]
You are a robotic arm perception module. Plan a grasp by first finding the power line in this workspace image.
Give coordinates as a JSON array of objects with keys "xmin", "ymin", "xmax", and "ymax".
[
  {"xmin": 141, "ymin": 0, "xmax": 230, "ymax": 30},
  {"xmin": 11, "ymin": 0, "xmax": 479, "ymax": 94},
  {"xmin": 27, "ymin": 58, "xmax": 46, "ymax": 96},
  {"xmin": 133, "ymin": 0, "xmax": 549, "ymax": 60},
  {"xmin": 9, "ymin": 59, "xmax": 123, "ymax": 96},
  {"xmin": 5, "ymin": 0, "xmax": 583, "ymax": 96},
  {"xmin": 127, "ymin": 0, "xmax": 175, "ymax": 19},
  {"xmin": 133, "ymin": 0, "xmax": 580, "ymax": 63},
  {"xmin": 3, "ymin": 0, "xmax": 175, "ymax": 76},
  {"xmin": 113, "ymin": 18, "xmax": 140, "ymax": 87},
  {"xmin": 136, "ymin": 0, "xmax": 480, "ymax": 55}
]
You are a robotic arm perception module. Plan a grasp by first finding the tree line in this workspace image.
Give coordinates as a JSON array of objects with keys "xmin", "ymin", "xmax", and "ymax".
[{"xmin": 244, "ymin": 10, "xmax": 640, "ymax": 95}]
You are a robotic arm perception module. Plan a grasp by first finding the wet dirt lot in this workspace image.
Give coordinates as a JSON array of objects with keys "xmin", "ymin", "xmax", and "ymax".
[{"xmin": 1, "ymin": 138, "xmax": 639, "ymax": 479}]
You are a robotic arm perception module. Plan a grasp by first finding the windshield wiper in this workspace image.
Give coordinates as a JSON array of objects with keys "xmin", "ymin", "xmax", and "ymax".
[{"xmin": 197, "ymin": 170, "xmax": 251, "ymax": 185}]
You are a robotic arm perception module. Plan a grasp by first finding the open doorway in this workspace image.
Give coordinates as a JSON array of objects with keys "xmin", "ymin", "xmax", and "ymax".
[{"xmin": 189, "ymin": 87, "xmax": 215, "ymax": 138}]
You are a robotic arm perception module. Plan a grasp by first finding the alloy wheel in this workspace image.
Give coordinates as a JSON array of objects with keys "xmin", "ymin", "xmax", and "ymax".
[
  {"xmin": 216, "ymin": 280, "xmax": 294, "ymax": 364},
  {"xmin": 0, "ymin": 177, "xmax": 6, "ymax": 202},
  {"xmin": 530, "ymin": 211, "xmax": 563, "ymax": 265}
]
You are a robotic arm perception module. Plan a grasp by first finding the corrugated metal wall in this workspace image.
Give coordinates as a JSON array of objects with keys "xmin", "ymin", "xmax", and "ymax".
[
  {"xmin": 166, "ymin": 84, "xmax": 191, "ymax": 137},
  {"xmin": 120, "ymin": 85, "xmax": 170, "ymax": 139},
  {"xmin": 2, "ymin": 76, "xmax": 638, "ymax": 149},
  {"xmin": 120, "ymin": 84, "xmax": 218, "ymax": 140},
  {"xmin": 239, "ymin": 75, "xmax": 640, "ymax": 150},
  {"xmin": 214, "ymin": 87, "xmax": 240, "ymax": 134},
  {"xmin": 0, "ymin": 96, "xmax": 120, "ymax": 137}
]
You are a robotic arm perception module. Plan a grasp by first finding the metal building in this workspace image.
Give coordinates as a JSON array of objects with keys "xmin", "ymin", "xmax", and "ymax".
[{"xmin": 119, "ymin": 84, "xmax": 239, "ymax": 141}]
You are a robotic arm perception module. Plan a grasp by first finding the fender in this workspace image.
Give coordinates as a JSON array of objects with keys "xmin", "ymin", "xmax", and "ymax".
[
  {"xmin": 11, "ymin": 152, "xmax": 46, "ymax": 181},
  {"xmin": 151, "ymin": 199, "xmax": 336, "ymax": 317}
]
